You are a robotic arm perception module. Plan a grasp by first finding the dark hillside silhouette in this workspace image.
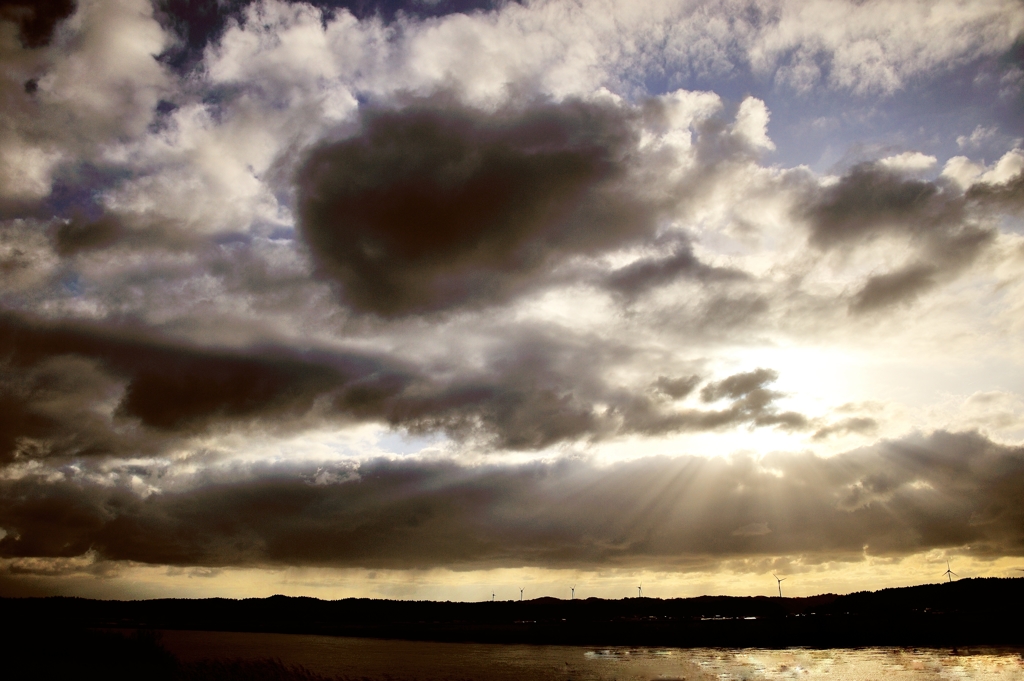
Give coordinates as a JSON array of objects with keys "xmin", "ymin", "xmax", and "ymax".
[{"xmin": 3, "ymin": 577, "xmax": 1022, "ymax": 648}]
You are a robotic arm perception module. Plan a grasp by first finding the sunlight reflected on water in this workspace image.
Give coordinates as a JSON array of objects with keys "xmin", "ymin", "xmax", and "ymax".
[{"xmin": 156, "ymin": 630, "xmax": 1024, "ymax": 680}]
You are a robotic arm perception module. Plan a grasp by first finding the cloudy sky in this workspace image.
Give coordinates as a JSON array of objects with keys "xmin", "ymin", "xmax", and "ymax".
[{"xmin": 1, "ymin": 0, "xmax": 1023, "ymax": 601}]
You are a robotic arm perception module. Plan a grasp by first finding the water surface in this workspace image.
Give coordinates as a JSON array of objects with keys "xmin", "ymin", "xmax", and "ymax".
[{"xmin": 157, "ymin": 629, "xmax": 1024, "ymax": 680}]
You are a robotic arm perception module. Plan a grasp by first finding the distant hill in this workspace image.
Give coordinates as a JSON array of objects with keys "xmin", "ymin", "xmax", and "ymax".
[{"xmin": 3, "ymin": 577, "xmax": 1022, "ymax": 647}]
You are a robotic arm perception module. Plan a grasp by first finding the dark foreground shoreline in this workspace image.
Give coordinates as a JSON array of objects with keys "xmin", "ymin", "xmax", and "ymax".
[
  {"xmin": 4, "ymin": 577, "xmax": 1024, "ymax": 648},
  {"xmin": 9, "ymin": 628, "xmax": 1021, "ymax": 681}
]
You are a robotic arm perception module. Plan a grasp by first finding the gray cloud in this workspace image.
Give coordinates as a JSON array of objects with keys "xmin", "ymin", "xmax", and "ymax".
[
  {"xmin": 799, "ymin": 163, "xmax": 1001, "ymax": 312},
  {"xmin": 654, "ymin": 375, "xmax": 701, "ymax": 400},
  {"xmin": 329, "ymin": 341, "xmax": 811, "ymax": 448},
  {"xmin": 295, "ymin": 93, "xmax": 668, "ymax": 316},
  {"xmin": 849, "ymin": 263, "xmax": 939, "ymax": 314},
  {"xmin": 966, "ymin": 171, "xmax": 1024, "ymax": 213},
  {"xmin": 611, "ymin": 366, "xmax": 809, "ymax": 436},
  {"xmin": 46, "ymin": 209, "xmax": 195, "ymax": 257},
  {"xmin": 604, "ymin": 238, "xmax": 748, "ymax": 298},
  {"xmin": 0, "ymin": 314, "xmax": 811, "ymax": 462},
  {"xmin": 0, "ymin": 313, "xmax": 395, "ymax": 462},
  {"xmin": 701, "ymin": 368, "xmax": 778, "ymax": 402},
  {"xmin": 0, "ymin": 430, "xmax": 1019, "ymax": 570},
  {"xmin": 812, "ymin": 417, "xmax": 878, "ymax": 441},
  {"xmin": 50, "ymin": 213, "xmax": 129, "ymax": 256},
  {"xmin": 802, "ymin": 164, "xmax": 965, "ymax": 249}
]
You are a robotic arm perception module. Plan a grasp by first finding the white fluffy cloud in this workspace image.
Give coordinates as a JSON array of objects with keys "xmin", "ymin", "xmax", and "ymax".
[
  {"xmin": 0, "ymin": 0, "xmax": 170, "ymax": 200},
  {"xmin": 942, "ymin": 148, "xmax": 1024, "ymax": 189},
  {"xmin": 878, "ymin": 151, "xmax": 936, "ymax": 172},
  {"xmin": 750, "ymin": 0, "xmax": 1023, "ymax": 93}
]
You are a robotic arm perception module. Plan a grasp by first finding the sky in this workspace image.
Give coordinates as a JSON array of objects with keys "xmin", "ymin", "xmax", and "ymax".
[{"xmin": 0, "ymin": 0, "xmax": 1023, "ymax": 602}]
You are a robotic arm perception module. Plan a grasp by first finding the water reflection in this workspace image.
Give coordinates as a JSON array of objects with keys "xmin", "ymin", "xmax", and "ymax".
[{"xmin": 157, "ymin": 630, "xmax": 1024, "ymax": 680}]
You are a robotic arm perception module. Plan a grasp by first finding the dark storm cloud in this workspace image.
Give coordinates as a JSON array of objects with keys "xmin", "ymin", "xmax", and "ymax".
[
  {"xmin": 0, "ymin": 314, "xmax": 810, "ymax": 462},
  {"xmin": 0, "ymin": 316, "xmax": 347, "ymax": 433},
  {"xmin": 799, "ymin": 163, "xmax": 1001, "ymax": 312},
  {"xmin": 0, "ymin": 313, "xmax": 392, "ymax": 462},
  {"xmin": 296, "ymin": 94, "xmax": 663, "ymax": 316},
  {"xmin": 1, "ymin": 430, "xmax": 1019, "ymax": 570}
]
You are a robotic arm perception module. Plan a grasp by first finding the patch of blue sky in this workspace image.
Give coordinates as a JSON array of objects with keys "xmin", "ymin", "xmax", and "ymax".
[
  {"xmin": 61, "ymin": 272, "xmax": 84, "ymax": 297},
  {"xmin": 631, "ymin": 45, "xmax": 1024, "ymax": 173},
  {"xmin": 782, "ymin": 54, "xmax": 1020, "ymax": 172},
  {"xmin": 375, "ymin": 429, "xmax": 447, "ymax": 456}
]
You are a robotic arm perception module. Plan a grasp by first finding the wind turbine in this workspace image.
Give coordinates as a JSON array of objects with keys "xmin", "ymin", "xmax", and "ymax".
[
  {"xmin": 520, "ymin": 587, "xmax": 524, "ymax": 602},
  {"xmin": 571, "ymin": 585, "xmax": 575, "ymax": 600},
  {"xmin": 773, "ymin": 574, "xmax": 786, "ymax": 598},
  {"xmin": 637, "ymin": 582, "xmax": 643, "ymax": 598},
  {"xmin": 492, "ymin": 592, "xmax": 495, "ymax": 602},
  {"xmin": 943, "ymin": 561, "xmax": 957, "ymax": 583}
]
